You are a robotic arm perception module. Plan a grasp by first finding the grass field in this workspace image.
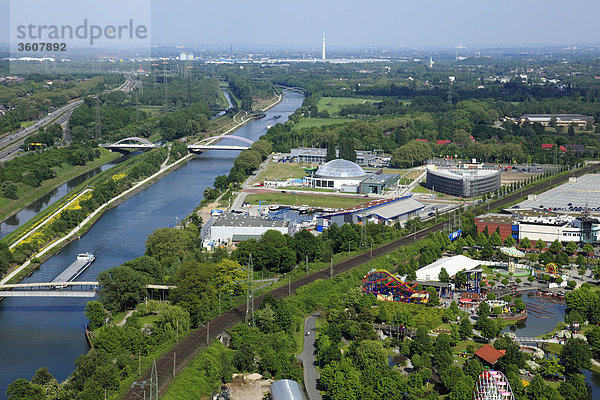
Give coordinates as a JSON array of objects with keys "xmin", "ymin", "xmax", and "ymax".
[
  {"xmin": 317, "ymin": 97, "xmax": 382, "ymax": 115},
  {"xmin": 20, "ymin": 121, "xmax": 36, "ymax": 128},
  {"xmin": 291, "ymin": 117, "xmax": 354, "ymax": 131},
  {"xmin": 245, "ymin": 192, "xmax": 368, "ymax": 208},
  {"xmin": 254, "ymin": 162, "xmax": 311, "ymax": 181},
  {"xmin": 135, "ymin": 105, "xmax": 162, "ymax": 116}
]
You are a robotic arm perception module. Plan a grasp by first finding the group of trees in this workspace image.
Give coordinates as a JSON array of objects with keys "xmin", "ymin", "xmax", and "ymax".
[{"xmin": 0, "ymin": 143, "xmax": 102, "ymax": 201}]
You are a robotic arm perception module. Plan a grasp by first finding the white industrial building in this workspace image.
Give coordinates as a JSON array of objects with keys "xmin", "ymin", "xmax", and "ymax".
[
  {"xmin": 203, "ymin": 214, "xmax": 289, "ymax": 247},
  {"xmin": 416, "ymin": 255, "xmax": 482, "ymax": 282}
]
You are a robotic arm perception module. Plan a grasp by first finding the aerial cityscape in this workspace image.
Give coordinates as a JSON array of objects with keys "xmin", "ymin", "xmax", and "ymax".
[{"xmin": 1, "ymin": 1, "xmax": 600, "ymax": 400}]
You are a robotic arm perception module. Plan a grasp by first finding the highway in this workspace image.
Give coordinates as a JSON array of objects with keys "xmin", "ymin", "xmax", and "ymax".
[
  {"xmin": 0, "ymin": 100, "xmax": 83, "ymax": 161},
  {"xmin": 0, "ymin": 77, "xmax": 137, "ymax": 162},
  {"xmin": 298, "ymin": 313, "xmax": 322, "ymax": 400},
  {"xmin": 124, "ymin": 162, "xmax": 600, "ymax": 400}
]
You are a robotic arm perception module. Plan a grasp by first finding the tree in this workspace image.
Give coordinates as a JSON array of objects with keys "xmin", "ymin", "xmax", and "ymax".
[
  {"xmin": 536, "ymin": 239, "xmax": 546, "ymax": 252},
  {"xmin": 31, "ymin": 367, "xmax": 54, "ymax": 387},
  {"xmin": 459, "ymin": 317, "xmax": 472, "ymax": 339},
  {"xmin": 438, "ymin": 267, "xmax": 450, "ymax": 283},
  {"xmin": 549, "ymin": 239, "xmax": 563, "ymax": 254},
  {"xmin": 565, "ymin": 241, "xmax": 578, "ymax": 255},
  {"xmin": 6, "ymin": 379, "xmax": 44, "ymax": 400},
  {"xmin": 520, "ymin": 237, "xmax": 531, "ymax": 249},
  {"xmin": 326, "ymin": 140, "xmax": 337, "ymax": 162},
  {"xmin": 489, "ymin": 232, "xmax": 502, "ymax": 246},
  {"xmin": 426, "ymin": 287, "xmax": 440, "ymax": 306},
  {"xmin": 84, "ymin": 301, "xmax": 107, "ymax": 330},
  {"xmin": 477, "ymin": 318, "xmax": 501, "ymax": 341},
  {"xmin": 503, "ymin": 235, "xmax": 516, "ymax": 247},
  {"xmin": 410, "ymin": 326, "xmax": 432, "ymax": 355},
  {"xmin": 560, "ymin": 338, "xmax": 592, "ymax": 373},
  {"xmin": 464, "ymin": 358, "xmax": 484, "ymax": 379},
  {"xmin": 319, "ymin": 358, "xmax": 362, "ymax": 400},
  {"xmin": 98, "ymin": 266, "xmax": 148, "ymax": 312},
  {"xmin": 539, "ymin": 355, "xmax": 564, "ymax": 379}
]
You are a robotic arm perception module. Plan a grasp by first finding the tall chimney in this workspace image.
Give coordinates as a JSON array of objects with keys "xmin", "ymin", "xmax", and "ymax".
[{"xmin": 322, "ymin": 29, "xmax": 326, "ymax": 60}]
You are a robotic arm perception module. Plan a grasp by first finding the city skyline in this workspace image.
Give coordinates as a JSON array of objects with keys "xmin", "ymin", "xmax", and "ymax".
[{"xmin": 1, "ymin": 0, "xmax": 600, "ymax": 49}]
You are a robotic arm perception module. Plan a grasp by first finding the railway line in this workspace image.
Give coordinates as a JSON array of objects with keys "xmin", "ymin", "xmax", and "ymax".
[{"xmin": 124, "ymin": 162, "xmax": 600, "ymax": 399}]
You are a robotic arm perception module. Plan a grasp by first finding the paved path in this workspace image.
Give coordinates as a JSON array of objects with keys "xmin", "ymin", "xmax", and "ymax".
[
  {"xmin": 8, "ymin": 188, "xmax": 93, "ymax": 250},
  {"xmin": 298, "ymin": 313, "xmax": 321, "ymax": 400}
]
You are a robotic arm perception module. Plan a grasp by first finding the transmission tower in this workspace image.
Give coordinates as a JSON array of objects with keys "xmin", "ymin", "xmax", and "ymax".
[
  {"xmin": 245, "ymin": 254, "xmax": 255, "ymax": 326},
  {"xmin": 149, "ymin": 359, "xmax": 158, "ymax": 400},
  {"xmin": 163, "ymin": 63, "xmax": 169, "ymax": 110},
  {"xmin": 95, "ymin": 97, "xmax": 101, "ymax": 140}
]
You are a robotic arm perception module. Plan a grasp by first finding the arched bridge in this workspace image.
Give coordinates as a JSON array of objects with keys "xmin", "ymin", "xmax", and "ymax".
[
  {"xmin": 99, "ymin": 137, "xmax": 160, "ymax": 152},
  {"xmin": 187, "ymin": 134, "xmax": 254, "ymax": 153}
]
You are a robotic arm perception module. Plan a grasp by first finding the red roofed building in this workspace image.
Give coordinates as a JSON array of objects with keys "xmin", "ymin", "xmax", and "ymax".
[
  {"xmin": 470, "ymin": 135, "xmax": 475, "ymax": 142},
  {"xmin": 541, "ymin": 143, "xmax": 553, "ymax": 150},
  {"xmin": 474, "ymin": 344, "xmax": 506, "ymax": 367},
  {"xmin": 436, "ymin": 140, "xmax": 451, "ymax": 145},
  {"xmin": 415, "ymin": 139, "xmax": 429, "ymax": 142},
  {"xmin": 559, "ymin": 145, "xmax": 567, "ymax": 152}
]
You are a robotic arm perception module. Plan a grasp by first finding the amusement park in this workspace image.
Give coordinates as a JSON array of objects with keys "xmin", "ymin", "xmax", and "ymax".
[{"xmin": 355, "ymin": 225, "xmax": 599, "ymax": 400}]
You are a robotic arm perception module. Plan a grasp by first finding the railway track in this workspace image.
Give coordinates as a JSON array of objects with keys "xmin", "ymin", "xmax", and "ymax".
[{"xmin": 124, "ymin": 163, "xmax": 600, "ymax": 399}]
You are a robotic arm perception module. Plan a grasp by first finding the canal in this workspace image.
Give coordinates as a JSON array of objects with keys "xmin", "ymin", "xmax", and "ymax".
[
  {"xmin": 0, "ymin": 157, "xmax": 126, "ymax": 240},
  {"xmin": 0, "ymin": 90, "xmax": 304, "ymax": 397}
]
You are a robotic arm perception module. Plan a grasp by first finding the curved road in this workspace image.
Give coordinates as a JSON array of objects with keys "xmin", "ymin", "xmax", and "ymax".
[
  {"xmin": 298, "ymin": 313, "xmax": 322, "ymax": 400},
  {"xmin": 125, "ymin": 163, "xmax": 600, "ymax": 399}
]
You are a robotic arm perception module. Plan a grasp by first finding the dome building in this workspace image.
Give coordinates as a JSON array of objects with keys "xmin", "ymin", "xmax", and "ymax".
[{"xmin": 307, "ymin": 159, "xmax": 369, "ymax": 191}]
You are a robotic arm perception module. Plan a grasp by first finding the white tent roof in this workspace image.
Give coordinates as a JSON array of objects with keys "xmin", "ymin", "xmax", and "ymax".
[{"xmin": 416, "ymin": 255, "xmax": 481, "ymax": 282}]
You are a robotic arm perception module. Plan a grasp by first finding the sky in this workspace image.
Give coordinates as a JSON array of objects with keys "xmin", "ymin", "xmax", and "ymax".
[{"xmin": 1, "ymin": 0, "xmax": 600, "ymax": 49}]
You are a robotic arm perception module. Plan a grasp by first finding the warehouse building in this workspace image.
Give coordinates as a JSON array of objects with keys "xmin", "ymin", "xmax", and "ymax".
[
  {"xmin": 416, "ymin": 255, "xmax": 482, "ymax": 282},
  {"xmin": 316, "ymin": 195, "xmax": 425, "ymax": 231},
  {"xmin": 426, "ymin": 164, "xmax": 500, "ymax": 198},
  {"xmin": 203, "ymin": 214, "xmax": 290, "ymax": 247},
  {"xmin": 475, "ymin": 209, "xmax": 600, "ymax": 243},
  {"xmin": 519, "ymin": 114, "xmax": 593, "ymax": 127}
]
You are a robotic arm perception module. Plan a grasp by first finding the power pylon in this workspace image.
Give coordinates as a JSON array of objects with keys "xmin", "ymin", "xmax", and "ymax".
[
  {"xmin": 149, "ymin": 359, "xmax": 158, "ymax": 400},
  {"xmin": 95, "ymin": 97, "xmax": 101, "ymax": 139},
  {"xmin": 245, "ymin": 254, "xmax": 255, "ymax": 327}
]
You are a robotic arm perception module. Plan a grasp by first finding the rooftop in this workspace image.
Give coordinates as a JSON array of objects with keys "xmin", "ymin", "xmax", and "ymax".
[
  {"xmin": 213, "ymin": 214, "xmax": 289, "ymax": 228},
  {"xmin": 517, "ymin": 174, "xmax": 600, "ymax": 213},
  {"xmin": 416, "ymin": 255, "xmax": 481, "ymax": 282},
  {"xmin": 475, "ymin": 344, "xmax": 506, "ymax": 366},
  {"xmin": 321, "ymin": 195, "xmax": 424, "ymax": 220},
  {"xmin": 315, "ymin": 159, "xmax": 367, "ymax": 178},
  {"xmin": 475, "ymin": 213, "xmax": 517, "ymax": 225}
]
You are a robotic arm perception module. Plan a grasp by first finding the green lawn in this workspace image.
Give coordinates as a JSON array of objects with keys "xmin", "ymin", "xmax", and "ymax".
[
  {"xmin": 254, "ymin": 162, "xmax": 311, "ymax": 181},
  {"xmin": 291, "ymin": 117, "xmax": 354, "ymax": 131},
  {"xmin": 20, "ymin": 121, "xmax": 36, "ymax": 128},
  {"xmin": 317, "ymin": 97, "xmax": 382, "ymax": 115},
  {"xmin": 245, "ymin": 193, "xmax": 368, "ymax": 208}
]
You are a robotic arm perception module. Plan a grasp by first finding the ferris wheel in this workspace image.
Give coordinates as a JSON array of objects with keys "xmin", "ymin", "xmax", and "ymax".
[{"xmin": 473, "ymin": 370, "xmax": 515, "ymax": 400}]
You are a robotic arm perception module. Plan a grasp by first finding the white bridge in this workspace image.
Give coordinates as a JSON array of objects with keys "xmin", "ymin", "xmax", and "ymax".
[
  {"xmin": 187, "ymin": 134, "xmax": 254, "ymax": 153},
  {"xmin": 99, "ymin": 137, "xmax": 160, "ymax": 152},
  {"xmin": 0, "ymin": 282, "xmax": 175, "ymax": 298}
]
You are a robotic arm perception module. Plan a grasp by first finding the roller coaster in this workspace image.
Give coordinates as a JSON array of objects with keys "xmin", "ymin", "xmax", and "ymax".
[
  {"xmin": 473, "ymin": 370, "xmax": 515, "ymax": 400},
  {"xmin": 363, "ymin": 269, "xmax": 429, "ymax": 304}
]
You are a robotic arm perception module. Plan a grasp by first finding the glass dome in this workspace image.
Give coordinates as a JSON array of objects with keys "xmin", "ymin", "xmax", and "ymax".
[{"xmin": 315, "ymin": 159, "xmax": 366, "ymax": 178}]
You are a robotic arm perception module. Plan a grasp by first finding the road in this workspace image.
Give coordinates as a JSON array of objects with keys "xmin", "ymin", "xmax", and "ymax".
[
  {"xmin": 0, "ymin": 77, "xmax": 137, "ymax": 162},
  {"xmin": 298, "ymin": 313, "xmax": 322, "ymax": 400},
  {"xmin": 124, "ymin": 163, "xmax": 600, "ymax": 400},
  {"xmin": 0, "ymin": 100, "xmax": 84, "ymax": 161}
]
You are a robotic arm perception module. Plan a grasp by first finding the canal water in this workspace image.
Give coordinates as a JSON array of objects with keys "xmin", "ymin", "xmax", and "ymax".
[
  {"xmin": 0, "ymin": 157, "xmax": 126, "ymax": 240},
  {"xmin": 0, "ymin": 91, "xmax": 304, "ymax": 397}
]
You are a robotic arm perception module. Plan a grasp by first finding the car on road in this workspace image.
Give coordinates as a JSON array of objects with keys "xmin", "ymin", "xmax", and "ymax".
[{"xmin": 305, "ymin": 331, "xmax": 310, "ymax": 336}]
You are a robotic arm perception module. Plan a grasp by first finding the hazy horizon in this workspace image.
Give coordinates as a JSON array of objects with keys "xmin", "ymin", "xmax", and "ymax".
[{"xmin": 1, "ymin": 0, "xmax": 599, "ymax": 50}]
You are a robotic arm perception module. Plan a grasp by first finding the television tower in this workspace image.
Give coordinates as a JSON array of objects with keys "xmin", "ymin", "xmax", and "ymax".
[{"xmin": 322, "ymin": 29, "xmax": 326, "ymax": 60}]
